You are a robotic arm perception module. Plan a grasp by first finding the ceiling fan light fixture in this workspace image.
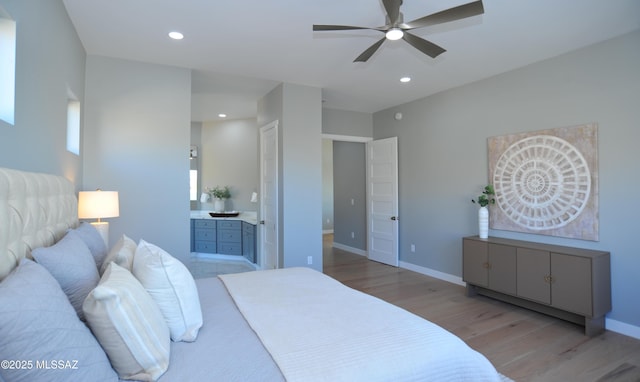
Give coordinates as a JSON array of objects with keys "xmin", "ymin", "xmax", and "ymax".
[
  {"xmin": 385, "ymin": 28, "xmax": 404, "ymax": 41},
  {"xmin": 168, "ymin": 31, "xmax": 184, "ymax": 40}
]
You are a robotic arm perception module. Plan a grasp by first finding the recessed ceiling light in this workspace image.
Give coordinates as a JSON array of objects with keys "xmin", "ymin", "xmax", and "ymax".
[
  {"xmin": 168, "ymin": 31, "xmax": 184, "ymax": 40},
  {"xmin": 400, "ymin": 77, "xmax": 411, "ymax": 83},
  {"xmin": 218, "ymin": 113, "xmax": 227, "ymax": 118}
]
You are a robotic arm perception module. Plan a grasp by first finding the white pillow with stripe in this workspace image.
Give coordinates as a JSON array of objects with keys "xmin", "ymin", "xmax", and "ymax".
[
  {"xmin": 133, "ymin": 239, "xmax": 203, "ymax": 342},
  {"xmin": 83, "ymin": 262, "xmax": 170, "ymax": 382}
]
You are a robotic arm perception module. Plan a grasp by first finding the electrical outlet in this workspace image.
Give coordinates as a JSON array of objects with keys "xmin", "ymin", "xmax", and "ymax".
[
  {"xmin": 351, "ymin": 198, "xmax": 355, "ymax": 206},
  {"xmin": 307, "ymin": 256, "xmax": 313, "ymax": 265},
  {"xmin": 411, "ymin": 244, "xmax": 416, "ymax": 253},
  {"xmin": 351, "ymin": 232, "xmax": 355, "ymax": 239}
]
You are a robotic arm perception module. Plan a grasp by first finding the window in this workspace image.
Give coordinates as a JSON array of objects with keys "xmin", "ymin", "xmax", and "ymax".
[
  {"xmin": 66, "ymin": 99, "xmax": 80, "ymax": 155},
  {"xmin": 0, "ymin": 12, "xmax": 16, "ymax": 125},
  {"xmin": 189, "ymin": 170, "xmax": 198, "ymax": 201}
]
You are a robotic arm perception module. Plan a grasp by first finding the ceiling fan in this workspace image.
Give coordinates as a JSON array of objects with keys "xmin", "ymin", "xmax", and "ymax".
[{"xmin": 313, "ymin": 0, "xmax": 484, "ymax": 62}]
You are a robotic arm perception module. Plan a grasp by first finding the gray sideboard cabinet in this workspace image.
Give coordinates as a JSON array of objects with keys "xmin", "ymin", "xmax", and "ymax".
[{"xmin": 463, "ymin": 236, "xmax": 611, "ymax": 336}]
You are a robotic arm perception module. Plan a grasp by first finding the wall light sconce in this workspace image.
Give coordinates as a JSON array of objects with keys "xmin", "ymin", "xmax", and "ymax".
[{"xmin": 78, "ymin": 190, "xmax": 120, "ymax": 247}]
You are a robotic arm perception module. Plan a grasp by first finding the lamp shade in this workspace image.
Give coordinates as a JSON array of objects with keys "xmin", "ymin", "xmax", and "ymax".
[{"xmin": 78, "ymin": 190, "xmax": 119, "ymax": 219}]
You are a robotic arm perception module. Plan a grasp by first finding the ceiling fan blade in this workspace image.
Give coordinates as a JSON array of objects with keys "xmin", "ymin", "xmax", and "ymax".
[
  {"xmin": 402, "ymin": 32, "xmax": 446, "ymax": 58},
  {"xmin": 354, "ymin": 38, "xmax": 386, "ymax": 62},
  {"xmin": 313, "ymin": 24, "xmax": 374, "ymax": 31},
  {"xmin": 382, "ymin": 0, "xmax": 402, "ymax": 25},
  {"xmin": 405, "ymin": 0, "xmax": 484, "ymax": 29}
]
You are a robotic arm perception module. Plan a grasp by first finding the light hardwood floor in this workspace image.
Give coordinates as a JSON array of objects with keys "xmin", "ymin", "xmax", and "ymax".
[{"xmin": 322, "ymin": 235, "xmax": 640, "ymax": 382}]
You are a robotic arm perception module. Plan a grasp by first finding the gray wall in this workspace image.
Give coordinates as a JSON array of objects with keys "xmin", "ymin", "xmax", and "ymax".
[
  {"xmin": 373, "ymin": 30, "xmax": 640, "ymax": 329},
  {"xmin": 258, "ymin": 83, "xmax": 323, "ymax": 271},
  {"xmin": 83, "ymin": 56, "xmax": 192, "ymax": 262},
  {"xmin": 199, "ymin": 118, "xmax": 258, "ymax": 212},
  {"xmin": 322, "ymin": 139, "xmax": 334, "ymax": 232},
  {"xmin": 322, "ymin": 108, "xmax": 373, "ymax": 137},
  {"xmin": 0, "ymin": 0, "xmax": 85, "ymax": 185},
  {"xmin": 332, "ymin": 141, "xmax": 366, "ymax": 251}
]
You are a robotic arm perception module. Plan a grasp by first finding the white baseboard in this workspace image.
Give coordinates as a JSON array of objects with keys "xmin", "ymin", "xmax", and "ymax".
[
  {"xmin": 323, "ymin": 229, "xmax": 334, "ymax": 234},
  {"xmin": 397, "ymin": 261, "xmax": 640, "ymax": 340},
  {"xmin": 332, "ymin": 242, "xmax": 367, "ymax": 257},
  {"xmin": 605, "ymin": 318, "xmax": 640, "ymax": 340},
  {"xmin": 399, "ymin": 261, "xmax": 465, "ymax": 286}
]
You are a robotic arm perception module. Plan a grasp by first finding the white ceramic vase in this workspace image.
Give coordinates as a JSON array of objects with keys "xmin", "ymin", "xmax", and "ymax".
[
  {"xmin": 478, "ymin": 206, "xmax": 489, "ymax": 239},
  {"xmin": 214, "ymin": 198, "xmax": 225, "ymax": 213}
]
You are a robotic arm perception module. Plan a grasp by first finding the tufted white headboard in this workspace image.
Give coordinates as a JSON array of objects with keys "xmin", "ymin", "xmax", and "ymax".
[{"xmin": 0, "ymin": 167, "xmax": 78, "ymax": 280}]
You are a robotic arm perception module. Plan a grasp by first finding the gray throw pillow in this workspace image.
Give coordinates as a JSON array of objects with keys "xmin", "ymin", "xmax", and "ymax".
[
  {"xmin": 32, "ymin": 230, "xmax": 100, "ymax": 321},
  {"xmin": 73, "ymin": 221, "xmax": 108, "ymax": 267},
  {"xmin": 0, "ymin": 259, "xmax": 117, "ymax": 382}
]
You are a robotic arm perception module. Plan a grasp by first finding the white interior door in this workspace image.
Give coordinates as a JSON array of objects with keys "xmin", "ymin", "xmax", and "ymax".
[
  {"xmin": 260, "ymin": 121, "xmax": 279, "ymax": 270},
  {"xmin": 367, "ymin": 137, "xmax": 399, "ymax": 266}
]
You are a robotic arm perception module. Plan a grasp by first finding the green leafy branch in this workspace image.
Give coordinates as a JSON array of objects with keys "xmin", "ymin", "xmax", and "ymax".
[
  {"xmin": 471, "ymin": 184, "xmax": 496, "ymax": 207},
  {"xmin": 206, "ymin": 185, "xmax": 231, "ymax": 199}
]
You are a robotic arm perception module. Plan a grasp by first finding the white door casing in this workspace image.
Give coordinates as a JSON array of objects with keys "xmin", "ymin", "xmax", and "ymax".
[
  {"xmin": 367, "ymin": 137, "xmax": 399, "ymax": 267},
  {"xmin": 260, "ymin": 120, "xmax": 279, "ymax": 270}
]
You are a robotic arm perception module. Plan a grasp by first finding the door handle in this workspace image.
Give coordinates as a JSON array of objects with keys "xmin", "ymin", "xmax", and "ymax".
[{"xmin": 390, "ymin": 216, "xmax": 398, "ymax": 221}]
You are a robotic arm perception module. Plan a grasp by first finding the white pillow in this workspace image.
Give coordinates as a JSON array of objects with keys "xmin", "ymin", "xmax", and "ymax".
[
  {"xmin": 83, "ymin": 263, "xmax": 170, "ymax": 382},
  {"xmin": 100, "ymin": 234, "xmax": 136, "ymax": 275},
  {"xmin": 133, "ymin": 239, "xmax": 203, "ymax": 342}
]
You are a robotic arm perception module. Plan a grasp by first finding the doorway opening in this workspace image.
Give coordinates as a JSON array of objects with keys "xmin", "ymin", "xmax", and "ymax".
[{"xmin": 322, "ymin": 134, "xmax": 371, "ymax": 258}]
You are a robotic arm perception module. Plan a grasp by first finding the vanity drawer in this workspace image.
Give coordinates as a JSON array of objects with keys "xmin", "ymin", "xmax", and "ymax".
[
  {"xmin": 195, "ymin": 228, "xmax": 216, "ymax": 241},
  {"xmin": 243, "ymin": 222, "xmax": 256, "ymax": 234},
  {"xmin": 194, "ymin": 219, "xmax": 216, "ymax": 229},
  {"xmin": 217, "ymin": 243, "xmax": 242, "ymax": 256},
  {"xmin": 217, "ymin": 220, "xmax": 241, "ymax": 230},
  {"xmin": 194, "ymin": 241, "xmax": 216, "ymax": 253},
  {"xmin": 218, "ymin": 229, "xmax": 241, "ymax": 243}
]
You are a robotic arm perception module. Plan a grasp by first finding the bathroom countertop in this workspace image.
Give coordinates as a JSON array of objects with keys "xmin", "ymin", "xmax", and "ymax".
[{"xmin": 190, "ymin": 210, "xmax": 258, "ymax": 225}]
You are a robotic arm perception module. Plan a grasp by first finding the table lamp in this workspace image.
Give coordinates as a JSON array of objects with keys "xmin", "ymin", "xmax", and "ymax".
[{"xmin": 78, "ymin": 190, "xmax": 119, "ymax": 247}]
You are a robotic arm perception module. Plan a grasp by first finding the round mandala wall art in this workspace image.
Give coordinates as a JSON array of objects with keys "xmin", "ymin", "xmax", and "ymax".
[
  {"xmin": 487, "ymin": 123, "xmax": 599, "ymax": 241},
  {"xmin": 493, "ymin": 135, "xmax": 590, "ymax": 230}
]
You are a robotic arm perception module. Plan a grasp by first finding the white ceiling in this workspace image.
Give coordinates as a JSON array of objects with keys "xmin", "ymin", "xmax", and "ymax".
[{"xmin": 62, "ymin": 0, "xmax": 640, "ymax": 122}]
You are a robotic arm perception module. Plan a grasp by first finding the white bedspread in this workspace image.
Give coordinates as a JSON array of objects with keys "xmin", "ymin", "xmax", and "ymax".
[{"xmin": 219, "ymin": 267, "xmax": 501, "ymax": 382}]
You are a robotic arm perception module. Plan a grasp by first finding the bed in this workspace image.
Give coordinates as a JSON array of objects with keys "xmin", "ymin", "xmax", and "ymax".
[{"xmin": 0, "ymin": 167, "xmax": 506, "ymax": 382}]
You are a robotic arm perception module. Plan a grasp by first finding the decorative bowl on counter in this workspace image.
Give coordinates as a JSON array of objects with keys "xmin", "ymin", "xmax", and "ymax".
[{"xmin": 209, "ymin": 211, "xmax": 240, "ymax": 218}]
